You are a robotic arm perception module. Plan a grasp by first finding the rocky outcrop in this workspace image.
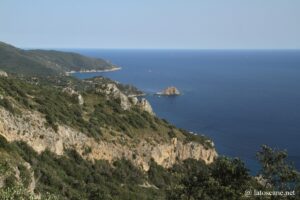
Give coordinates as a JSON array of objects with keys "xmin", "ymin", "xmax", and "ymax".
[
  {"xmin": 130, "ymin": 97, "xmax": 154, "ymax": 115},
  {"xmin": 0, "ymin": 107, "xmax": 217, "ymax": 171},
  {"xmin": 157, "ymin": 86, "xmax": 180, "ymax": 96},
  {"xmin": 0, "ymin": 70, "xmax": 8, "ymax": 77},
  {"xmin": 97, "ymin": 83, "xmax": 154, "ymax": 114},
  {"xmin": 62, "ymin": 87, "xmax": 84, "ymax": 105},
  {"xmin": 97, "ymin": 83, "xmax": 132, "ymax": 110},
  {"xmin": 136, "ymin": 98, "xmax": 154, "ymax": 115}
]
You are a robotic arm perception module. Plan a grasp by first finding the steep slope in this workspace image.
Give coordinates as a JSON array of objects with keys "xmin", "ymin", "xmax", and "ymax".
[
  {"xmin": 0, "ymin": 75, "xmax": 216, "ymax": 171},
  {"xmin": 0, "ymin": 74, "xmax": 217, "ymax": 199},
  {"xmin": 0, "ymin": 41, "xmax": 115, "ymax": 76}
]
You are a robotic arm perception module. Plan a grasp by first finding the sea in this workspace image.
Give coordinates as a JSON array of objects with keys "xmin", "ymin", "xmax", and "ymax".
[{"xmin": 69, "ymin": 49, "xmax": 300, "ymax": 174}]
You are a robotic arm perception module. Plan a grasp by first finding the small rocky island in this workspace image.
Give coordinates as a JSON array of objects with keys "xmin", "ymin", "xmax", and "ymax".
[{"xmin": 156, "ymin": 86, "xmax": 180, "ymax": 96}]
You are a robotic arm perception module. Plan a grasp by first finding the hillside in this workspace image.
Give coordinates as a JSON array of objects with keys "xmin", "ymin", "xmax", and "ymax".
[
  {"xmin": 0, "ymin": 74, "xmax": 220, "ymax": 199},
  {"xmin": 0, "ymin": 46, "xmax": 299, "ymax": 199},
  {"xmin": 0, "ymin": 42, "xmax": 116, "ymax": 76}
]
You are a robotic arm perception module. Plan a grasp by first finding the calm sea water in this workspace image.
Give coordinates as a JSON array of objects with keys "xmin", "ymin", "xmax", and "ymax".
[{"xmin": 70, "ymin": 49, "xmax": 300, "ymax": 173}]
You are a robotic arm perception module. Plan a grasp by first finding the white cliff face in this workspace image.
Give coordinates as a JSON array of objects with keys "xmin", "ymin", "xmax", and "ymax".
[{"xmin": 0, "ymin": 107, "xmax": 217, "ymax": 171}]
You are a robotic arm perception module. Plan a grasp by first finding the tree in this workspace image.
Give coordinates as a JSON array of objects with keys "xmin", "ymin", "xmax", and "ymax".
[
  {"xmin": 211, "ymin": 157, "xmax": 250, "ymax": 191},
  {"xmin": 257, "ymin": 145, "xmax": 300, "ymax": 191},
  {"xmin": 167, "ymin": 157, "xmax": 251, "ymax": 200},
  {"xmin": 167, "ymin": 159, "xmax": 211, "ymax": 200}
]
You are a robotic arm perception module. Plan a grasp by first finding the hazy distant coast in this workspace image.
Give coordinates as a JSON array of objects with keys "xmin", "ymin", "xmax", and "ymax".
[{"xmin": 66, "ymin": 66, "xmax": 121, "ymax": 75}]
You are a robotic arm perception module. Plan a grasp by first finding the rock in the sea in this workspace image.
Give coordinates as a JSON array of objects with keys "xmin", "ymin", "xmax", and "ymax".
[{"xmin": 158, "ymin": 86, "xmax": 180, "ymax": 96}]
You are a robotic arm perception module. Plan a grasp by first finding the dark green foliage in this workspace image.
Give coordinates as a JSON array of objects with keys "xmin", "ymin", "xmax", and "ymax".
[
  {"xmin": 211, "ymin": 157, "xmax": 250, "ymax": 190},
  {"xmin": 148, "ymin": 159, "xmax": 172, "ymax": 188},
  {"xmin": 4, "ymin": 175, "xmax": 18, "ymax": 188},
  {"xmin": 1, "ymin": 140, "xmax": 163, "ymax": 199},
  {"xmin": 0, "ymin": 97, "xmax": 16, "ymax": 114},
  {"xmin": 1, "ymin": 137, "xmax": 300, "ymax": 199},
  {"xmin": 257, "ymin": 145, "xmax": 300, "ymax": 191},
  {"xmin": 167, "ymin": 158, "xmax": 252, "ymax": 200},
  {"xmin": 18, "ymin": 164, "xmax": 32, "ymax": 188},
  {"xmin": 113, "ymin": 158, "xmax": 145, "ymax": 184}
]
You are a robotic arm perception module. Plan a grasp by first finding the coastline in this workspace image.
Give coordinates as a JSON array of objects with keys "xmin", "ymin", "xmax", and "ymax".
[
  {"xmin": 66, "ymin": 66, "xmax": 121, "ymax": 75},
  {"xmin": 128, "ymin": 93, "xmax": 146, "ymax": 97}
]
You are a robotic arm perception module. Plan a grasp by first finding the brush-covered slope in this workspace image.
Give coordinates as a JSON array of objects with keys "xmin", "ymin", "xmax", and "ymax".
[
  {"xmin": 0, "ymin": 74, "xmax": 216, "ymax": 169},
  {"xmin": 0, "ymin": 73, "xmax": 218, "ymax": 199},
  {"xmin": 0, "ymin": 41, "xmax": 115, "ymax": 76}
]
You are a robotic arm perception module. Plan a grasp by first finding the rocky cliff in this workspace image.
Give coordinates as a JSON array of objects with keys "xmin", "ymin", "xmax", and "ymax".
[
  {"xmin": 96, "ymin": 82, "xmax": 154, "ymax": 114},
  {"xmin": 0, "ymin": 107, "xmax": 216, "ymax": 171},
  {"xmin": 0, "ymin": 75, "xmax": 217, "ymax": 174},
  {"xmin": 0, "ymin": 71, "xmax": 8, "ymax": 77}
]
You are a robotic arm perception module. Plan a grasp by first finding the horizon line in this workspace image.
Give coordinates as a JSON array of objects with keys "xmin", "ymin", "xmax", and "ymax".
[{"xmin": 23, "ymin": 47, "xmax": 300, "ymax": 51}]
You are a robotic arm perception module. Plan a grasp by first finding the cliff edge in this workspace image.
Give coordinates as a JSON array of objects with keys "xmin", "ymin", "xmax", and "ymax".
[{"xmin": 0, "ymin": 75, "xmax": 216, "ymax": 172}]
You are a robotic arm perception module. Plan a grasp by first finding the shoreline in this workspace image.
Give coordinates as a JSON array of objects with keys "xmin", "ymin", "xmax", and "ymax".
[
  {"xmin": 66, "ymin": 67, "xmax": 121, "ymax": 75},
  {"xmin": 128, "ymin": 93, "xmax": 146, "ymax": 98}
]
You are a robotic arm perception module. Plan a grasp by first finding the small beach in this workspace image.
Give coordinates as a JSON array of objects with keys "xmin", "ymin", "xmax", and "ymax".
[{"xmin": 66, "ymin": 66, "xmax": 121, "ymax": 75}]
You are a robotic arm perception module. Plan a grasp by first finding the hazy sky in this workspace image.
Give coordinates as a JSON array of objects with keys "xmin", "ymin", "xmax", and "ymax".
[{"xmin": 1, "ymin": 0, "xmax": 300, "ymax": 49}]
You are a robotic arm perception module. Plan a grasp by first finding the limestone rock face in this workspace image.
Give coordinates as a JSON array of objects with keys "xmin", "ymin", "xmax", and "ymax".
[
  {"xmin": 77, "ymin": 94, "xmax": 84, "ymax": 105},
  {"xmin": 159, "ymin": 86, "xmax": 180, "ymax": 96},
  {"xmin": 97, "ymin": 83, "xmax": 131, "ymax": 110},
  {"xmin": 130, "ymin": 96, "xmax": 139, "ymax": 105},
  {"xmin": 0, "ymin": 70, "xmax": 8, "ymax": 77},
  {"xmin": 97, "ymin": 83, "xmax": 154, "ymax": 114},
  {"xmin": 62, "ymin": 87, "xmax": 84, "ymax": 105},
  {"xmin": 0, "ymin": 107, "xmax": 217, "ymax": 171},
  {"xmin": 137, "ymin": 98, "xmax": 154, "ymax": 115}
]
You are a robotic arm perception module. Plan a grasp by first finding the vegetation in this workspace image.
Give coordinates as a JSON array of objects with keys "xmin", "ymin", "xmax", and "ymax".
[
  {"xmin": 0, "ymin": 46, "xmax": 299, "ymax": 199},
  {"xmin": 257, "ymin": 145, "xmax": 300, "ymax": 192},
  {"xmin": 0, "ymin": 41, "xmax": 115, "ymax": 76},
  {"xmin": 0, "ymin": 135, "xmax": 299, "ymax": 199},
  {"xmin": 0, "ymin": 75, "xmax": 210, "ymax": 146}
]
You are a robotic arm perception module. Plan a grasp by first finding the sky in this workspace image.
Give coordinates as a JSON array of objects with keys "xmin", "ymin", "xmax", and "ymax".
[{"xmin": 0, "ymin": 0, "xmax": 300, "ymax": 49}]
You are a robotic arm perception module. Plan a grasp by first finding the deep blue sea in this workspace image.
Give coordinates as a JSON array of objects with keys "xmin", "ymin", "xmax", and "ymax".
[{"xmin": 70, "ymin": 49, "xmax": 300, "ymax": 174}]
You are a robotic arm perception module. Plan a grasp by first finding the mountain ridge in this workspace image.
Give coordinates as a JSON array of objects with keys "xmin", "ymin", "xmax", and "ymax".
[{"xmin": 0, "ymin": 41, "xmax": 116, "ymax": 76}]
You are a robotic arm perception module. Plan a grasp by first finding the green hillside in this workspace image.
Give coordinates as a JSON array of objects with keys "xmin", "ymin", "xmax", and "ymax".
[{"xmin": 0, "ymin": 42, "xmax": 115, "ymax": 76}]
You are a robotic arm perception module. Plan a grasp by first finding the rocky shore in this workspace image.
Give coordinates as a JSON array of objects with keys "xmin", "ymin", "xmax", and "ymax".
[{"xmin": 65, "ymin": 66, "xmax": 121, "ymax": 75}]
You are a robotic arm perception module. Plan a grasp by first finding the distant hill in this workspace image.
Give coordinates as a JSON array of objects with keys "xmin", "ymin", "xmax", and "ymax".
[{"xmin": 0, "ymin": 41, "xmax": 115, "ymax": 76}]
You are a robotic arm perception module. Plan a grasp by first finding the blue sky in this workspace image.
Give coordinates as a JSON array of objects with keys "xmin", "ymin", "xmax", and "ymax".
[{"xmin": 0, "ymin": 0, "xmax": 300, "ymax": 49}]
